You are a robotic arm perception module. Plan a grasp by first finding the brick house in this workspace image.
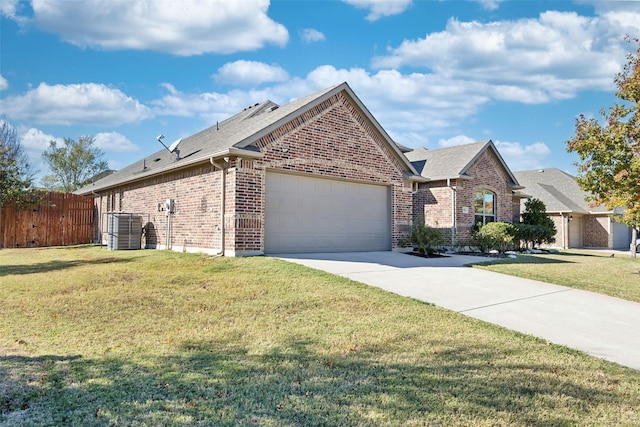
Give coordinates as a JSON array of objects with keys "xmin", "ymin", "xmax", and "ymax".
[
  {"xmin": 405, "ymin": 141, "xmax": 526, "ymax": 246},
  {"xmin": 514, "ymin": 168, "xmax": 631, "ymax": 249},
  {"xmin": 77, "ymin": 82, "xmax": 425, "ymax": 256}
]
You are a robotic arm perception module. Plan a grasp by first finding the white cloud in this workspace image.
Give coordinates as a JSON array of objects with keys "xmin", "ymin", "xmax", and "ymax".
[
  {"xmin": 342, "ymin": 0, "xmax": 412, "ymax": 22},
  {"xmin": 0, "ymin": 74, "xmax": 8, "ymax": 91},
  {"xmin": 437, "ymin": 135, "xmax": 551, "ymax": 171},
  {"xmin": 94, "ymin": 132, "xmax": 140, "ymax": 153},
  {"xmin": 301, "ymin": 65, "xmax": 490, "ymax": 132},
  {"xmin": 301, "ymin": 28, "xmax": 326, "ymax": 43},
  {"xmin": 476, "ymin": 0, "xmax": 504, "ymax": 11},
  {"xmin": 438, "ymin": 135, "xmax": 477, "ymax": 148},
  {"xmin": 0, "ymin": 0, "xmax": 20, "ymax": 18},
  {"xmin": 151, "ymin": 84, "xmax": 249, "ymax": 121},
  {"xmin": 20, "ymin": 127, "xmax": 59, "ymax": 153},
  {"xmin": 11, "ymin": 0, "xmax": 288, "ymax": 56},
  {"xmin": 18, "ymin": 127, "xmax": 62, "ymax": 175},
  {"xmin": 0, "ymin": 82, "xmax": 153, "ymax": 126},
  {"xmin": 494, "ymin": 140, "xmax": 551, "ymax": 171},
  {"xmin": 213, "ymin": 60, "xmax": 289, "ymax": 86},
  {"xmin": 372, "ymin": 11, "xmax": 635, "ymax": 103},
  {"xmin": 152, "ymin": 64, "xmax": 494, "ymax": 141}
]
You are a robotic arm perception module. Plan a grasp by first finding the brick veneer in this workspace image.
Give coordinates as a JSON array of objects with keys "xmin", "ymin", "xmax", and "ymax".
[
  {"xmin": 93, "ymin": 91, "xmax": 414, "ymax": 255},
  {"xmin": 584, "ymin": 215, "xmax": 609, "ymax": 247},
  {"xmin": 413, "ymin": 149, "xmax": 517, "ymax": 245}
]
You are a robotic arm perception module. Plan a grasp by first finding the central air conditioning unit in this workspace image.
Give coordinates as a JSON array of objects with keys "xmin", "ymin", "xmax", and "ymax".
[{"xmin": 107, "ymin": 213, "xmax": 142, "ymax": 250}]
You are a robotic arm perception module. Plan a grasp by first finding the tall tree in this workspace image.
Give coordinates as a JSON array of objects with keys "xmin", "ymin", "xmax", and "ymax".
[
  {"xmin": 42, "ymin": 136, "xmax": 109, "ymax": 192},
  {"xmin": 0, "ymin": 119, "xmax": 36, "ymax": 207},
  {"xmin": 566, "ymin": 37, "xmax": 640, "ymax": 256}
]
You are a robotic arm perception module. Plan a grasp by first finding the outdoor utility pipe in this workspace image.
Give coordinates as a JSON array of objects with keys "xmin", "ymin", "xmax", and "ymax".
[
  {"xmin": 447, "ymin": 178, "xmax": 457, "ymax": 247},
  {"xmin": 560, "ymin": 212, "xmax": 566, "ymax": 249},
  {"xmin": 91, "ymin": 190, "xmax": 102, "ymax": 244},
  {"xmin": 210, "ymin": 157, "xmax": 228, "ymax": 256}
]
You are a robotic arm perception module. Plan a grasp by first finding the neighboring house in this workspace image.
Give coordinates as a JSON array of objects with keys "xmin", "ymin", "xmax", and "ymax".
[
  {"xmin": 405, "ymin": 141, "xmax": 526, "ymax": 246},
  {"xmin": 514, "ymin": 168, "xmax": 631, "ymax": 249},
  {"xmin": 76, "ymin": 82, "xmax": 425, "ymax": 256}
]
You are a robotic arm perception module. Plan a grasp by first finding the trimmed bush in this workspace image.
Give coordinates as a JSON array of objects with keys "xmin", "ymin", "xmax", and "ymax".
[
  {"xmin": 411, "ymin": 222, "xmax": 446, "ymax": 255},
  {"xmin": 473, "ymin": 222, "xmax": 515, "ymax": 253}
]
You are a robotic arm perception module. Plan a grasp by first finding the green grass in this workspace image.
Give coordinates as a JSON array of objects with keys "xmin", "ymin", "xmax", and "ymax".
[
  {"xmin": 470, "ymin": 250, "xmax": 640, "ymax": 303},
  {"xmin": 1, "ymin": 246, "xmax": 640, "ymax": 426}
]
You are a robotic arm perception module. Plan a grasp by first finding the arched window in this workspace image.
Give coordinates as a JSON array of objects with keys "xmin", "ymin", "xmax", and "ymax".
[{"xmin": 474, "ymin": 190, "xmax": 496, "ymax": 225}]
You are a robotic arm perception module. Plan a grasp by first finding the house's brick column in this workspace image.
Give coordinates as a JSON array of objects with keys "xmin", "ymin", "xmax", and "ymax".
[
  {"xmin": 549, "ymin": 214, "xmax": 566, "ymax": 248},
  {"xmin": 227, "ymin": 159, "xmax": 264, "ymax": 256},
  {"xmin": 584, "ymin": 215, "xmax": 609, "ymax": 247}
]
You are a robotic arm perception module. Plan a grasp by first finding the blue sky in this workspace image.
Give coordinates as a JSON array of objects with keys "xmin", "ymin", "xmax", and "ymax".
[{"xmin": 1, "ymin": 0, "xmax": 639, "ymax": 183}]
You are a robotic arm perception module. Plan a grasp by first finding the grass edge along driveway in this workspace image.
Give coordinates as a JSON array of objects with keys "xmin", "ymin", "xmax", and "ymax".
[
  {"xmin": 1, "ymin": 246, "xmax": 639, "ymax": 426},
  {"xmin": 470, "ymin": 249, "xmax": 640, "ymax": 303}
]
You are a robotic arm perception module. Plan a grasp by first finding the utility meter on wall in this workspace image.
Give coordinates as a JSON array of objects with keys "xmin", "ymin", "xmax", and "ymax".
[{"xmin": 164, "ymin": 199, "xmax": 175, "ymax": 215}]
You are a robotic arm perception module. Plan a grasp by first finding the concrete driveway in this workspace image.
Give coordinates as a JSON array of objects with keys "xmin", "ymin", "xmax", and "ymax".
[{"xmin": 276, "ymin": 251, "xmax": 640, "ymax": 371}]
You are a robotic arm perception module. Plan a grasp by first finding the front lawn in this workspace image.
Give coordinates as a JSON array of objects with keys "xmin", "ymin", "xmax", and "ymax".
[
  {"xmin": 470, "ymin": 250, "xmax": 640, "ymax": 303},
  {"xmin": 1, "ymin": 246, "xmax": 639, "ymax": 426}
]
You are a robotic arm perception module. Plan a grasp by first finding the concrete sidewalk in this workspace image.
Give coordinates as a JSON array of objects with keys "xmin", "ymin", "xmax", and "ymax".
[{"xmin": 276, "ymin": 251, "xmax": 640, "ymax": 371}]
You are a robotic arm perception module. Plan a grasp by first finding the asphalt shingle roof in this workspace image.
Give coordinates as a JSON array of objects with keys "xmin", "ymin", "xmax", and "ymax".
[
  {"xmin": 513, "ymin": 168, "xmax": 608, "ymax": 213},
  {"xmin": 77, "ymin": 82, "xmax": 419, "ymax": 195},
  {"xmin": 405, "ymin": 140, "xmax": 520, "ymax": 186}
]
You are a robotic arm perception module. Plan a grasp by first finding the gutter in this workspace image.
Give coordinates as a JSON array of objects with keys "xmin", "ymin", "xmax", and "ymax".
[
  {"xmin": 91, "ymin": 190, "xmax": 102, "ymax": 245},
  {"xmin": 447, "ymin": 178, "xmax": 457, "ymax": 247},
  {"xmin": 78, "ymin": 147, "xmax": 263, "ymax": 196},
  {"xmin": 209, "ymin": 156, "xmax": 229, "ymax": 256}
]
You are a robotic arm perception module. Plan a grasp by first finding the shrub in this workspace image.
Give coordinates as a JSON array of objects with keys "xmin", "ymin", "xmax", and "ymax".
[
  {"xmin": 410, "ymin": 222, "xmax": 446, "ymax": 255},
  {"xmin": 512, "ymin": 223, "xmax": 555, "ymax": 249},
  {"xmin": 521, "ymin": 198, "xmax": 556, "ymax": 247},
  {"xmin": 473, "ymin": 222, "xmax": 515, "ymax": 253}
]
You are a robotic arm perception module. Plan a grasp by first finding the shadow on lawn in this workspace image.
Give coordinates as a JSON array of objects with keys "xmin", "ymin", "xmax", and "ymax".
[
  {"xmin": 0, "ymin": 257, "xmax": 133, "ymax": 277},
  {"xmin": 0, "ymin": 339, "xmax": 629, "ymax": 426}
]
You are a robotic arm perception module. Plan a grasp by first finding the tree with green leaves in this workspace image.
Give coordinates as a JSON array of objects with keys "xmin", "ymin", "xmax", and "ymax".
[
  {"xmin": 566, "ymin": 36, "xmax": 640, "ymax": 257},
  {"xmin": 0, "ymin": 119, "xmax": 38, "ymax": 249},
  {"xmin": 42, "ymin": 136, "xmax": 109, "ymax": 192},
  {"xmin": 520, "ymin": 198, "xmax": 556, "ymax": 248},
  {"xmin": 0, "ymin": 119, "xmax": 37, "ymax": 207}
]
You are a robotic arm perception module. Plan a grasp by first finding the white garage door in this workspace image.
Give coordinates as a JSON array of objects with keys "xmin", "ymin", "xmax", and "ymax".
[{"xmin": 265, "ymin": 172, "xmax": 391, "ymax": 254}]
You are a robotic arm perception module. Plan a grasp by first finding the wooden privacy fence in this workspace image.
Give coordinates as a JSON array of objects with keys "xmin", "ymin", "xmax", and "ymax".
[{"xmin": 0, "ymin": 192, "xmax": 94, "ymax": 248}]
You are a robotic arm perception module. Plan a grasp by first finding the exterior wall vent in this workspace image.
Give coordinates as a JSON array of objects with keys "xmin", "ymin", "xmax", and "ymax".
[{"xmin": 107, "ymin": 213, "xmax": 143, "ymax": 250}]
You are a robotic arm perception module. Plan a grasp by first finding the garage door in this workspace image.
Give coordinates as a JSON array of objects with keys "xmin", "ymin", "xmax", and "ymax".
[{"xmin": 265, "ymin": 172, "xmax": 391, "ymax": 253}]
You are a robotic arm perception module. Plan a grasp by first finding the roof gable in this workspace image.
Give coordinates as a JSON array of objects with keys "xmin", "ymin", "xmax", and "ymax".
[
  {"xmin": 77, "ymin": 82, "xmax": 420, "ymax": 194},
  {"xmin": 405, "ymin": 140, "xmax": 520, "ymax": 186}
]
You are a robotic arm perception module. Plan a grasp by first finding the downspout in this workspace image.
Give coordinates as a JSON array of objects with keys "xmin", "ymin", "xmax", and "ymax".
[
  {"xmin": 91, "ymin": 190, "xmax": 102, "ymax": 245},
  {"xmin": 560, "ymin": 212, "xmax": 566, "ymax": 249},
  {"xmin": 166, "ymin": 202, "xmax": 171, "ymax": 250},
  {"xmin": 447, "ymin": 179, "xmax": 456, "ymax": 247},
  {"xmin": 210, "ymin": 157, "xmax": 227, "ymax": 256}
]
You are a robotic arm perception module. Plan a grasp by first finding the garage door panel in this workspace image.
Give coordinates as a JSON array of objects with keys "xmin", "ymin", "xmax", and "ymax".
[{"xmin": 265, "ymin": 172, "xmax": 391, "ymax": 254}]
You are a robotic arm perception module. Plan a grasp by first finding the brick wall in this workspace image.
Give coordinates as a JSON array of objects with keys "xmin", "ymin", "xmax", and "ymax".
[
  {"xmin": 584, "ymin": 215, "xmax": 609, "ymax": 247},
  {"xmin": 413, "ymin": 149, "xmax": 517, "ymax": 245},
  {"xmin": 95, "ymin": 164, "xmax": 223, "ymax": 253},
  {"xmin": 93, "ymin": 90, "xmax": 414, "ymax": 255},
  {"xmin": 549, "ymin": 214, "xmax": 566, "ymax": 248},
  {"xmin": 251, "ymin": 91, "xmax": 412, "ymax": 253}
]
